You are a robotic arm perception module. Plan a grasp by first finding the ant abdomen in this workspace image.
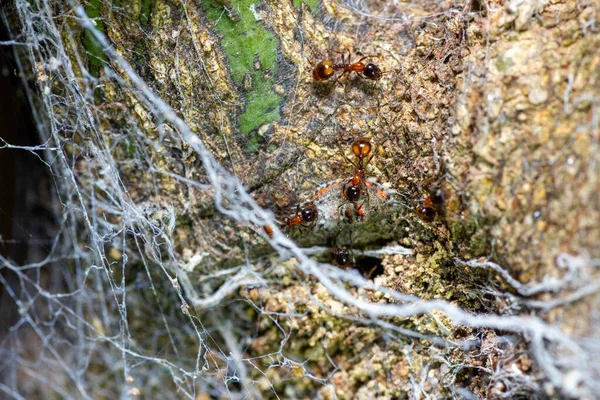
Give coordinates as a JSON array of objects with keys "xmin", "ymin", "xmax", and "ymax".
[
  {"xmin": 345, "ymin": 185, "xmax": 361, "ymax": 202},
  {"xmin": 313, "ymin": 60, "xmax": 335, "ymax": 81}
]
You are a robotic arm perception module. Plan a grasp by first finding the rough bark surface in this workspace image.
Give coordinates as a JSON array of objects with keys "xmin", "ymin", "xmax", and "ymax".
[{"xmin": 2, "ymin": 0, "xmax": 599, "ymax": 399}]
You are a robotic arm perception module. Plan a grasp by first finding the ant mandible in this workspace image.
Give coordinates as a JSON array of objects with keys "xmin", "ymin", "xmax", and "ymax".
[
  {"xmin": 284, "ymin": 202, "xmax": 318, "ymax": 229},
  {"xmin": 313, "ymin": 50, "xmax": 382, "ymax": 86}
]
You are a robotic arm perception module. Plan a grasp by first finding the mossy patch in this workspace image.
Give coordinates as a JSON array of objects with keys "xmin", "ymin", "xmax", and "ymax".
[
  {"xmin": 83, "ymin": 0, "xmax": 108, "ymax": 78},
  {"xmin": 293, "ymin": 0, "xmax": 320, "ymax": 13},
  {"xmin": 201, "ymin": 0, "xmax": 283, "ymax": 150},
  {"xmin": 140, "ymin": 0, "xmax": 153, "ymax": 26}
]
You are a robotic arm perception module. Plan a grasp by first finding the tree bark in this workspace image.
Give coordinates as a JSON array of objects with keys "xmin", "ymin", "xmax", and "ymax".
[{"xmin": 3, "ymin": 0, "xmax": 599, "ymax": 398}]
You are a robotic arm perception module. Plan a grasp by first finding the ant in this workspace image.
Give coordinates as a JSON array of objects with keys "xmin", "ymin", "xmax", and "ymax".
[
  {"xmin": 332, "ymin": 245, "xmax": 354, "ymax": 268},
  {"xmin": 340, "ymin": 137, "xmax": 374, "ymax": 206},
  {"xmin": 328, "ymin": 228, "xmax": 355, "ymax": 267},
  {"xmin": 416, "ymin": 187, "xmax": 445, "ymax": 223},
  {"xmin": 263, "ymin": 225, "xmax": 274, "ymax": 238},
  {"xmin": 330, "ymin": 137, "xmax": 373, "ymax": 224},
  {"xmin": 313, "ymin": 51, "xmax": 382, "ymax": 86},
  {"xmin": 332, "ymin": 246, "xmax": 380, "ymax": 278},
  {"xmin": 416, "ymin": 199, "xmax": 436, "ymax": 223},
  {"xmin": 284, "ymin": 202, "xmax": 318, "ymax": 229}
]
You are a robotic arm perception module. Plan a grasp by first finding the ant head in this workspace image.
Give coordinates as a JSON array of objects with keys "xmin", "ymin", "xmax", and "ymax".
[
  {"xmin": 334, "ymin": 247, "xmax": 352, "ymax": 267},
  {"xmin": 364, "ymin": 63, "xmax": 382, "ymax": 80},
  {"xmin": 352, "ymin": 137, "xmax": 372, "ymax": 158}
]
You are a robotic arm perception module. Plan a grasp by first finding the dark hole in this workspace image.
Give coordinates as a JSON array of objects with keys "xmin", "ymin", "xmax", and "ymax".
[
  {"xmin": 227, "ymin": 377, "xmax": 243, "ymax": 393},
  {"xmin": 354, "ymin": 256, "xmax": 384, "ymax": 279},
  {"xmin": 470, "ymin": 0, "xmax": 487, "ymax": 15}
]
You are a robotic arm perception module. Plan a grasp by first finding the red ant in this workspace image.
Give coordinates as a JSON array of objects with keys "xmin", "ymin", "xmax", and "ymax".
[
  {"xmin": 263, "ymin": 225, "xmax": 274, "ymax": 238},
  {"xmin": 264, "ymin": 200, "xmax": 318, "ymax": 238},
  {"xmin": 416, "ymin": 197, "xmax": 436, "ymax": 223},
  {"xmin": 332, "ymin": 246, "xmax": 354, "ymax": 268},
  {"xmin": 329, "ymin": 229, "xmax": 355, "ymax": 267},
  {"xmin": 284, "ymin": 202, "xmax": 318, "ymax": 229},
  {"xmin": 332, "ymin": 137, "xmax": 374, "ymax": 223},
  {"xmin": 416, "ymin": 188, "xmax": 445, "ymax": 223},
  {"xmin": 340, "ymin": 137, "xmax": 373, "ymax": 202},
  {"xmin": 313, "ymin": 51, "xmax": 382, "ymax": 86}
]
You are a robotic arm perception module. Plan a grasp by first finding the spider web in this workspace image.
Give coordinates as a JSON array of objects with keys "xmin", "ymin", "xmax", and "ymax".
[{"xmin": 1, "ymin": 0, "xmax": 599, "ymax": 399}]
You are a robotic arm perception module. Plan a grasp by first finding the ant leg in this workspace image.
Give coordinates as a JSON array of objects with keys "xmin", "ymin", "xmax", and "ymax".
[
  {"xmin": 338, "ymin": 203, "xmax": 354, "ymax": 224},
  {"xmin": 352, "ymin": 201, "xmax": 366, "ymax": 222},
  {"xmin": 285, "ymin": 224, "xmax": 296, "ymax": 237},
  {"xmin": 361, "ymin": 183, "xmax": 372, "ymax": 207},
  {"xmin": 365, "ymin": 265, "xmax": 378, "ymax": 279},
  {"xmin": 356, "ymin": 54, "xmax": 381, "ymax": 64},
  {"xmin": 332, "ymin": 49, "xmax": 346, "ymax": 62},
  {"xmin": 337, "ymin": 145, "xmax": 357, "ymax": 172},
  {"xmin": 347, "ymin": 231, "xmax": 355, "ymax": 266},
  {"xmin": 331, "ymin": 69, "xmax": 348, "ymax": 87},
  {"xmin": 343, "ymin": 49, "xmax": 353, "ymax": 96}
]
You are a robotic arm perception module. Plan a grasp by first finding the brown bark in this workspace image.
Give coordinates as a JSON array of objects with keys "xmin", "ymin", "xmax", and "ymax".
[{"xmin": 4, "ymin": 0, "xmax": 599, "ymax": 398}]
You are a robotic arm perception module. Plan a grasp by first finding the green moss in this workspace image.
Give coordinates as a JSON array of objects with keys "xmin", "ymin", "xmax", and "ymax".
[
  {"xmin": 83, "ymin": 0, "xmax": 108, "ymax": 78},
  {"xmin": 239, "ymin": 86, "xmax": 280, "ymax": 134},
  {"xmin": 450, "ymin": 216, "xmax": 493, "ymax": 257},
  {"xmin": 469, "ymin": 230, "xmax": 490, "ymax": 256},
  {"xmin": 201, "ymin": 0, "xmax": 283, "ymax": 148},
  {"xmin": 293, "ymin": 0, "xmax": 319, "ymax": 13},
  {"xmin": 140, "ymin": 0, "xmax": 153, "ymax": 25},
  {"xmin": 125, "ymin": 139, "xmax": 136, "ymax": 155},
  {"xmin": 132, "ymin": 42, "xmax": 147, "ymax": 73},
  {"xmin": 450, "ymin": 222, "xmax": 465, "ymax": 243}
]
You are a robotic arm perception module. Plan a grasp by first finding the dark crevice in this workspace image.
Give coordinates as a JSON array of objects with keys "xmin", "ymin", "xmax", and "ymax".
[
  {"xmin": 0, "ymin": 19, "xmax": 55, "ymax": 337},
  {"xmin": 354, "ymin": 256, "xmax": 384, "ymax": 279}
]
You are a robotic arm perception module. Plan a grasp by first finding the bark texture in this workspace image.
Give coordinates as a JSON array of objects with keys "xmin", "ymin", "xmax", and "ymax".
[{"xmin": 3, "ymin": 0, "xmax": 599, "ymax": 398}]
